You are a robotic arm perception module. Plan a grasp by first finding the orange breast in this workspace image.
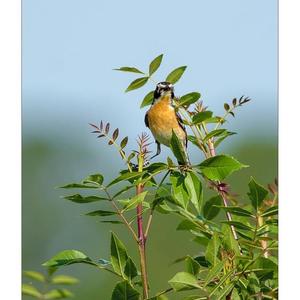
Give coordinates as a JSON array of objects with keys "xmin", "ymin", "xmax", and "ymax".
[{"xmin": 147, "ymin": 96, "xmax": 186, "ymax": 146}]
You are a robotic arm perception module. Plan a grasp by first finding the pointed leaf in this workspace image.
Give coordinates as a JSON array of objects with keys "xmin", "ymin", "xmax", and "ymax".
[
  {"xmin": 51, "ymin": 275, "xmax": 79, "ymax": 285},
  {"xmin": 218, "ymin": 206, "xmax": 254, "ymax": 218},
  {"xmin": 43, "ymin": 250, "xmax": 94, "ymax": 267},
  {"xmin": 222, "ymin": 221, "xmax": 253, "ymax": 231},
  {"xmin": 140, "ymin": 90, "xmax": 154, "ymax": 108},
  {"xmin": 125, "ymin": 77, "xmax": 149, "ymax": 92},
  {"xmin": 170, "ymin": 130, "xmax": 187, "ymax": 165},
  {"xmin": 221, "ymin": 224, "xmax": 240, "ymax": 255},
  {"xmin": 247, "ymin": 177, "xmax": 268, "ymax": 210},
  {"xmin": 108, "ymin": 171, "xmax": 145, "ymax": 187},
  {"xmin": 192, "ymin": 111, "xmax": 213, "ymax": 124},
  {"xmin": 110, "ymin": 233, "xmax": 129, "ymax": 277},
  {"xmin": 185, "ymin": 256, "xmax": 201, "ymax": 275},
  {"xmin": 124, "ymin": 257, "xmax": 138, "ymax": 281},
  {"xmin": 44, "ymin": 289, "xmax": 73, "ymax": 299},
  {"xmin": 203, "ymin": 129, "xmax": 227, "ymax": 142},
  {"xmin": 261, "ymin": 205, "xmax": 278, "ymax": 217},
  {"xmin": 23, "ymin": 270, "xmax": 45, "ymax": 282},
  {"xmin": 179, "ymin": 92, "xmax": 201, "ymax": 107},
  {"xmin": 168, "ymin": 272, "xmax": 201, "ymax": 291},
  {"xmin": 59, "ymin": 183, "xmax": 98, "ymax": 189},
  {"xmin": 205, "ymin": 232, "xmax": 220, "ymax": 266},
  {"xmin": 22, "ymin": 284, "xmax": 42, "ymax": 298},
  {"xmin": 199, "ymin": 155, "xmax": 247, "ymax": 180},
  {"xmin": 204, "ymin": 260, "xmax": 224, "ymax": 286},
  {"xmin": 86, "ymin": 210, "xmax": 117, "ymax": 217},
  {"xmin": 82, "ymin": 173, "xmax": 104, "ymax": 185},
  {"xmin": 114, "ymin": 67, "xmax": 144, "ymax": 74},
  {"xmin": 184, "ymin": 172, "xmax": 203, "ymax": 213},
  {"xmin": 111, "ymin": 281, "xmax": 140, "ymax": 300},
  {"xmin": 166, "ymin": 66, "xmax": 187, "ymax": 84},
  {"xmin": 203, "ymin": 195, "xmax": 222, "ymax": 220},
  {"xmin": 170, "ymin": 172, "xmax": 189, "ymax": 209},
  {"xmin": 122, "ymin": 191, "xmax": 148, "ymax": 211},
  {"xmin": 120, "ymin": 137, "xmax": 129, "ymax": 149},
  {"xmin": 149, "ymin": 54, "xmax": 163, "ymax": 75},
  {"xmin": 64, "ymin": 194, "xmax": 107, "ymax": 203}
]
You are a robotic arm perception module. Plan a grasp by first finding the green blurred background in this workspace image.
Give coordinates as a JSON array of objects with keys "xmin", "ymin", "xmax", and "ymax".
[{"xmin": 22, "ymin": 0, "xmax": 277, "ymax": 299}]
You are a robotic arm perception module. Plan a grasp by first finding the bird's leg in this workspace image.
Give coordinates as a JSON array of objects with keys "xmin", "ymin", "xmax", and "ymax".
[
  {"xmin": 150, "ymin": 141, "xmax": 161, "ymax": 160},
  {"xmin": 178, "ymin": 145, "xmax": 191, "ymax": 172}
]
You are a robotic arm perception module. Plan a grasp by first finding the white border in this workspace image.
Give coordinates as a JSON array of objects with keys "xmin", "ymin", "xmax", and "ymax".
[
  {"xmin": 0, "ymin": 0, "xmax": 21, "ymax": 298},
  {"xmin": 0, "ymin": 0, "xmax": 298, "ymax": 298},
  {"xmin": 279, "ymin": 0, "xmax": 300, "ymax": 298}
]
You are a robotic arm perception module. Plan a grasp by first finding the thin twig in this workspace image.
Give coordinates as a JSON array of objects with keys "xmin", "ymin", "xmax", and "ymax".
[
  {"xmin": 103, "ymin": 187, "xmax": 139, "ymax": 242},
  {"xmin": 144, "ymin": 170, "xmax": 170, "ymax": 239}
]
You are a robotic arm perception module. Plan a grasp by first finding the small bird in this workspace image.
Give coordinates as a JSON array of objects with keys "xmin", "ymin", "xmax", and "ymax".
[{"xmin": 145, "ymin": 82, "xmax": 189, "ymax": 165}]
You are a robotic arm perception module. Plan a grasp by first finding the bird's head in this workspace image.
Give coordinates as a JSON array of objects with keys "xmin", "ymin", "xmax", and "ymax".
[{"xmin": 154, "ymin": 82, "xmax": 174, "ymax": 99}]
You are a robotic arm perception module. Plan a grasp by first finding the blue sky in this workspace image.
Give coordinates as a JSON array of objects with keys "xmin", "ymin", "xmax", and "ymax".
[{"xmin": 22, "ymin": 0, "xmax": 277, "ymax": 141}]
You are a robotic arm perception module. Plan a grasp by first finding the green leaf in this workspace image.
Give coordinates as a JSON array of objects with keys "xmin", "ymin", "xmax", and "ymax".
[
  {"xmin": 203, "ymin": 195, "xmax": 222, "ymax": 220},
  {"xmin": 59, "ymin": 183, "xmax": 98, "ymax": 189},
  {"xmin": 203, "ymin": 129, "xmax": 227, "ymax": 142},
  {"xmin": 231, "ymin": 288, "xmax": 241, "ymax": 300},
  {"xmin": 101, "ymin": 220, "xmax": 123, "ymax": 224},
  {"xmin": 199, "ymin": 155, "xmax": 247, "ymax": 181},
  {"xmin": 43, "ymin": 250, "xmax": 94, "ymax": 267},
  {"xmin": 215, "ymin": 283, "xmax": 234, "ymax": 300},
  {"xmin": 170, "ymin": 130, "xmax": 187, "ymax": 165},
  {"xmin": 209, "ymin": 269, "xmax": 235, "ymax": 297},
  {"xmin": 214, "ymin": 131, "xmax": 237, "ymax": 148},
  {"xmin": 184, "ymin": 172, "xmax": 203, "ymax": 213},
  {"xmin": 82, "ymin": 173, "xmax": 104, "ymax": 185},
  {"xmin": 22, "ymin": 284, "xmax": 42, "ymax": 298},
  {"xmin": 222, "ymin": 221, "xmax": 253, "ymax": 231},
  {"xmin": 166, "ymin": 66, "xmax": 187, "ymax": 84},
  {"xmin": 111, "ymin": 281, "xmax": 140, "ymax": 300},
  {"xmin": 170, "ymin": 172, "xmax": 189, "ymax": 209},
  {"xmin": 64, "ymin": 194, "xmax": 107, "ymax": 203},
  {"xmin": 247, "ymin": 177, "xmax": 268, "ymax": 210},
  {"xmin": 261, "ymin": 205, "xmax": 278, "ymax": 217},
  {"xmin": 122, "ymin": 191, "xmax": 148, "ymax": 212},
  {"xmin": 108, "ymin": 171, "xmax": 145, "ymax": 187},
  {"xmin": 111, "ymin": 232, "xmax": 129, "ymax": 277},
  {"xmin": 250, "ymin": 257, "xmax": 278, "ymax": 277},
  {"xmin": 178, "ymin": 92, "xmax": 201, "ymax": 107},
  {"xmin": 86, "ymin": 210, "xmax": 117, "ymax": 216},
  {"xmin": 218, "ymin": 206, "xmax": 254, "ymax": 218},
  {"xmin": 51, "ymin": 275, "xmax": 79, "ymax": 285},
  {"xmin": 185, "ymin": 256, "xmax": 201, "ymax": 275},
  {"xmin": 221, "ymin": 224, "xmax": 240, "ymax": 255},
  {"xmin": 168, "ymin": 272, "xmax": 201, "ymax": 291},
  {"xmin": 140, "ymin": 90, "xmax": 154, "ymax": 108},
  {"xmin": 125, "ymin": 77, "xmax": 149, "ymax": 92},
  {"xmin": 23, "ymin": 270, "xmax": 45, "ymax": 282},
  {"xmin": 204, "ymin": 260, "xmax": 224, "ymax": 286},
  {"xmin": 192, "ymin": 111, "xmax": 213, "ymax": 124},
  {"xmin": 247, "ymin": 272, "xmax": 260, "ymax": 294},
  {"xmin": 114, "ymin": 67, "xmax": 144, "ymax": 74},
  {"xmin": 205, "ymin": 232, "xmax": 220, "ymax": 266},
  {"xmin": 193, "ymin": 256, "xmax": 210, "ymax": 268},
  {"xmin": 44, "ymin": 289, "xmax": 73, "ymax": 299},
  {"xmin": 149, "ymin": 54, "xmax": 163, "ymax": 75},
  {"xmin": 176, "ymin": 220, "xmax": 199, "ymax": 231},
  {"xmin": 148, "ymin": 296, "xmax": 169, "ymax": 300},
  {"xmin": 124, "ymin": 257, "xmax": 138, "ymax": 281},
  {"xmin": 192, "ymin": 235, "xmax": 210, "ymax": 246}
]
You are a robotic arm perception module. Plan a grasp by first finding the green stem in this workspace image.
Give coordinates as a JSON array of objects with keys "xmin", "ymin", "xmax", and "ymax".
[{"xmin": 136, "ymin": 154, "xmax": 149, "ymax": 299}]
